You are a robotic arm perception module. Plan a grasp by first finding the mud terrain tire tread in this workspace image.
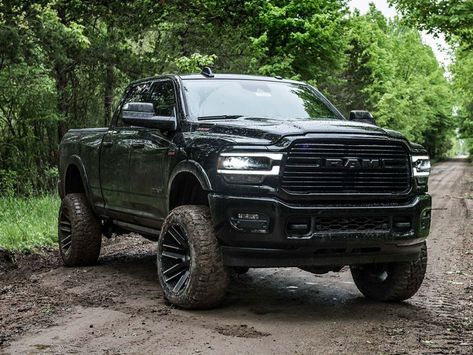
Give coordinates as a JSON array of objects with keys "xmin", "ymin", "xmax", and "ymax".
[
  {"xmin": 350, "ymin": 242, "xmax": 427, "ymax": 302},
  {"xmin": 157, "ymin": 205, "xmax": 230, "ymax": 309},
  {"xmin": 59, "ymin": 193, "xmax": 102, "ymax": 266}
]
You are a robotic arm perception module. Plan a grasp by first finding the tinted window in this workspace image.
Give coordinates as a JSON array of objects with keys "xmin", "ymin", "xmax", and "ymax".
[
  {"xmin": 182, "ymin": 80, "xmax": 339, "ymax": 120},
  {"xmin": 117, "ymin": 80, "xmax": 176, "ymax": 127},
  {"xmin": 150, "ymin": 81, "xmax": 176, "ymax": 117}
]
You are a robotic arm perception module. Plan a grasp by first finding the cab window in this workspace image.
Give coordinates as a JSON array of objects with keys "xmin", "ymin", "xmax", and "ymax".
[
  {"xmin": 116, "ymin": 80, "xmax": 176, "ymax": 127},
  {"xmin": 150, "ymin": 81, "xmax": 176, "ymax": 117}
]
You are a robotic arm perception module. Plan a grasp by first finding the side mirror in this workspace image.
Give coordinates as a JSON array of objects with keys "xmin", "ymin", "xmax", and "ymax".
[
  {"xmin": 121, "ymin": 102, "xmax": 177, "ymax": 131},
  {"xmin": 349, "ymin": 110, "xmax": 376, "ymax": 125}
]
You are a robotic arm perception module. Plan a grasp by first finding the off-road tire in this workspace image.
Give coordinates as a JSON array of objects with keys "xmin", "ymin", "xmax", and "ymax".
[
  {"xmin": 350, "ymin": 242, "xmax": 427, "ymax": 302},
  {"xmin": 157, "ymin": 205, "xmax": 230, "ymax": 309},
  {"xmin": 58, "ymin": 193, "xmax": 102, "ymax": 266}
]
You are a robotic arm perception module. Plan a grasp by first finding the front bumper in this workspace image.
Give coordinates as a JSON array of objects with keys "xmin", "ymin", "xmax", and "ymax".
[{"xmin": 209, "ymin": 194, "xmax": 431, "ymax": 267}]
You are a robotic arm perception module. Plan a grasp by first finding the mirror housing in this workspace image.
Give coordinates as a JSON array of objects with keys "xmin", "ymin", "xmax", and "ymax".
[
  {"xmin": 121, "ymin": 102, "xmax": 177, "ymax": 131},
  {"xmin": 349, "ymin": 110, "xmax": 376, "ymax": 125}
]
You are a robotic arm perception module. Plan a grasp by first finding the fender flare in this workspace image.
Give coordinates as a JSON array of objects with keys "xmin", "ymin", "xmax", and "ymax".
[
  {"xmin": 62, "ymin": 155, "xmax": 92, "ymax": 200},
  {"xmin": 167, "ymin": 160, "xmax": 212, "ymax": 208}
]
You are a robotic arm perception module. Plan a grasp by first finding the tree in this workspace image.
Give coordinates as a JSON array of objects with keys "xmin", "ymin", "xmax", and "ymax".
[
  {"xmin": 389, "ymin": 1, "xmax": 473, "ymax": 156},
  {"xmin": 389, "ymin": 0, "xmax": 473, "ymax": 47},
  {"xmin": 336, "ymin": 6, "xmax": 455, "ymax": 157},
  {"xmin": 0, "ymin": 0, "xmax": 464, "ymax": 195},
  {"xmin": 452, "ymin": 46, "xmax": 473, "ymax": 154},
  {"xmin": 247, "ymin": 0, "xmax": 348, "ymax": 82}
]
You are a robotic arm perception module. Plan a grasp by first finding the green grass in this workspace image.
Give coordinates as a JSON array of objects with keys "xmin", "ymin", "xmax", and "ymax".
[{"xmin": 0, "ymin": 195, "xmax": 60, "ymax": 251}]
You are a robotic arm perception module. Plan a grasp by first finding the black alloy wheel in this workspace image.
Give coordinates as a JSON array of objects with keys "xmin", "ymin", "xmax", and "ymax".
[
  {"xmin": 160, "ymin": 223, "xmax": 191, "ymax": 293},
  {"xmin": 58, "ymin": 208, "xmax": 73, "ymax": 256}
]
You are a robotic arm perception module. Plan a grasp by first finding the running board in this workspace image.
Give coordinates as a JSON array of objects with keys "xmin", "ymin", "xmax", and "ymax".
[{"xmin": 113, "ymin": 220, "xmax": 160, "ymax": 238}]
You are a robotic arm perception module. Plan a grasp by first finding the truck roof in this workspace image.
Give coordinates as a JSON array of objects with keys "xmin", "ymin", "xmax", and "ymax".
[
  {"xmin": 129, "ymin": 73, "xmax": 303, "ymax": 86},
  {"xmin": 179, "ymin": 73, "xmax": 301, "ymax": 84}
]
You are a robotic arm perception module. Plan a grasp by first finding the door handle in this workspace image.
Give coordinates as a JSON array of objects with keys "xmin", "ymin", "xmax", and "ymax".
[
  {"xmin": 131, "ymin": 142, "xmax": 145, "ymax": 149},
  {"xmin": 103, "ymin": 141, "xmax": 113, "ymax": 148}
]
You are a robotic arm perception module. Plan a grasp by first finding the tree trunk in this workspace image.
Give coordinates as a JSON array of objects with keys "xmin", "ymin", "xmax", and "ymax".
[
  {"xmin": 55, "ymin": 4, "xmax": 69, "ymax": 141},
  {"xmin": 56, "ymin": 64, "xmax": 68, "ymax": 141},
  {"xmin": 104, "ymin": 63, "xmax": 115, "ymax": 127}
]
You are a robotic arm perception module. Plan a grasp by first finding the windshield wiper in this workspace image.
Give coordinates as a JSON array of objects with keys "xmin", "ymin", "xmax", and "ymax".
[{"xmin": 197, "ymin": 115, "xmax": 244, "ymax": 120}]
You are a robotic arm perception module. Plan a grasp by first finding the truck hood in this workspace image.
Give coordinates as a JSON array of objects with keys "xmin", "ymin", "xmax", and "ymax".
[{"xmin": 191, "ymin": 117, "xmax": 404, "ymax": 145}]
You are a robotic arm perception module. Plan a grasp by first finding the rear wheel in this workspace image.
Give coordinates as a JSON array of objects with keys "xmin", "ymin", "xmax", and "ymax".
[
  {"xmin": 350, "ymin": 242, "xmax": 427, "ymax": 301},
  {"xmin": 157, "ymin": 205, "xmax": 229, "ymax": 309},
  {"xmin": 58, "ymin": 193, "xmax": 102, "ymax": 266}
]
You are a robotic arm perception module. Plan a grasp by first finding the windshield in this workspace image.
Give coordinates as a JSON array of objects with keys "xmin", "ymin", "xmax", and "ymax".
[{"xmin": 182, "ymin": 79, "xmax": 341, "ymax": 120}]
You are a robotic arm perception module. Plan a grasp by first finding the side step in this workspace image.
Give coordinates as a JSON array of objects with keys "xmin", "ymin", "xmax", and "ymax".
[{"xmin": 112, "ymin": 220, "xmax": 160, "ymax": 240}]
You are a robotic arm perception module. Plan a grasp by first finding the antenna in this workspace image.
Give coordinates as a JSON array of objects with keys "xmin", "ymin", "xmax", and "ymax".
[{"xmin": 201, "ymin": 67, "xmax": 214, "ymax": 78}]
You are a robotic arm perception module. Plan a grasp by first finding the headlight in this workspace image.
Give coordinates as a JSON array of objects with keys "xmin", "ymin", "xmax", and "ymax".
[
  {"xmin": 411, "ymin": 156, "xmax": 431, "ymax": 177},
  {"xmin": 218, "ymin": 156, "xmax": 273, "ymax": 172},
  {"xmin": 217, "ymin": 152, "xmax": 283, "ymax": 183}
]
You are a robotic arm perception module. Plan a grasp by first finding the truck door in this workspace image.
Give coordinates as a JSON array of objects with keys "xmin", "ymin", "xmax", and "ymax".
[
  {"xmin": 127, "ymin": 79, "xmax": 177, "ymax": 226},
  {"xmin": 100, "ymin": 82, "xmax": 153, "ymax": 220}
]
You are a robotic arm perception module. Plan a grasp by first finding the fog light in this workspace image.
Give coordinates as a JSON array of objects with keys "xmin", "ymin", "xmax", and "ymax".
[
  {"xmin": 237, "ymin": 213, "xmax": 260, "ymax": 220},
  {"xmin": 230, "ymin": 213, "xmax": 270, "ymax": 233}
]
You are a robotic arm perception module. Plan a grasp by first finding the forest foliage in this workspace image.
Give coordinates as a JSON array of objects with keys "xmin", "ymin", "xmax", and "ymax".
[
  {"xmin": 0, "ymin": 0, "xmax": 470, "ymax": 196},
  {"xmin": 389, "ymin": 0, "xmax": 473, "ymax": 156}
]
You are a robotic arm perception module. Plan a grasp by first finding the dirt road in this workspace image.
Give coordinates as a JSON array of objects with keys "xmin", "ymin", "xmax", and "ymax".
[{"xmin": 1, "ymin": 159, "xmax": 472, "ymax": 354}]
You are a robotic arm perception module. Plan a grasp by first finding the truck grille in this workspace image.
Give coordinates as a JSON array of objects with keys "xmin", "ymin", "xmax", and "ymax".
[
  {"xmin": 282, "ymin": 139, "xmax": 411, "ymax": 194},
  {"xmin": 314, "ymin": 216, "xmax": 390, "ymax": 232}
]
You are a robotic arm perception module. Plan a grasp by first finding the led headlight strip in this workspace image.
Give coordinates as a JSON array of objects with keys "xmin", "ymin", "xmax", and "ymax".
[{"xmin": 217, "ymin": 152, "xmax": 283, "ymax": 175}]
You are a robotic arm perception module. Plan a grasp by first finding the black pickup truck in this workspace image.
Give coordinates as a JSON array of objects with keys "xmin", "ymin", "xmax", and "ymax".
[{"xmin": 58, "ymin": 69, "xmax": 432, "ymax": 309}]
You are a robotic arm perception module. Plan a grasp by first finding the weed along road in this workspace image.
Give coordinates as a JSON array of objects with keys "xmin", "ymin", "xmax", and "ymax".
[{"xmin": 1, "ymin": 159, "xmax": 472, "ymax": 354}]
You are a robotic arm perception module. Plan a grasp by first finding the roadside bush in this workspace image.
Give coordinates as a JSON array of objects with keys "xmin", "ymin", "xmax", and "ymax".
[
  {"xmin": 0, "ymin": 169, "xmax": 19, "ymax": 197},
  {"xmin": 0, "ymin": 167, "xmax": 58, "ymax": 197},
  {"xmin": 0, "ymin": 195, "xmax": 59, "ymax": 251}
]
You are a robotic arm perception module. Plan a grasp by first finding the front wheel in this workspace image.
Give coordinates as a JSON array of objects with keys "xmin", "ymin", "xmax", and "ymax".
[
  {"xmin": 350, "ymin": 242, "xmax": 427, "ymax": 302},
  {"xmin": 157, "ymin": 205, "xmax": 230, "ymax": 309}
]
